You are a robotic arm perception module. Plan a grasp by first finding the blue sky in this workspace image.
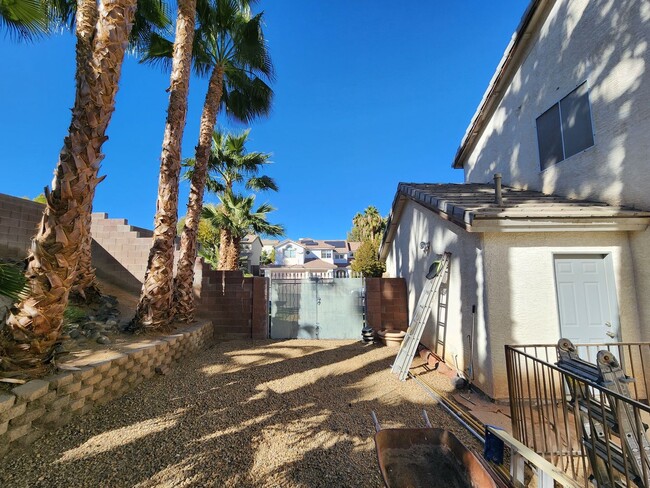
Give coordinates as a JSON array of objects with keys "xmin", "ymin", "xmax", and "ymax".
[{"xmin": 0, "ymin": 1, "xmax": 529, "ymax": 240}]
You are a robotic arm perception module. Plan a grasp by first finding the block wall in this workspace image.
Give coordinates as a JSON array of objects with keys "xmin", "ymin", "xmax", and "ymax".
[
  {"xmin": 0, "ymin": 194, "xmax": 44, "ymax": 260},
  {"xmin": 365, "ymin": 278, "xmax": 408, "ymax": 332},
  {"xmin": 195, "ymin": 267, "xmax": 268, "ymax": 339},
  {"xmin": 0, "ymin": 321, "xmax": 213, "ymax": 459}
]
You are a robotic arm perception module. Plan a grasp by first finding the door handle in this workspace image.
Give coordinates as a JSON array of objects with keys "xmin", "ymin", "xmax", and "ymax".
[
  {"xmin": 605, "ymin": 321, "xmax": 612, "ymax": 327},
  {"xmin": 606, "ymin": 331, "xmax": 615, "ymax": 338}
]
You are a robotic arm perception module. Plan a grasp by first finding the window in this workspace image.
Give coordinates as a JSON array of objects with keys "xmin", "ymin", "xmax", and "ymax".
[
  {"xmin": 334, "ymin": 253, "xmax": 345, "ymax": 260},
  {"xmin": 321, "ymin": 250, "xmax": 332, "ymax": 258},
  {"xmin": 536, "ymin": 82, "xmax": 594, "ymax": 170},
  {"xmin": 284, "ymin": 247, "xmax": 296, "ymax": 258}
]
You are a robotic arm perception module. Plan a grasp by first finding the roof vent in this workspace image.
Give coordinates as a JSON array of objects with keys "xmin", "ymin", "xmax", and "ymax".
[{"xmin": 494, "ymin": 173, "xmax": 503, "ymax": 206}]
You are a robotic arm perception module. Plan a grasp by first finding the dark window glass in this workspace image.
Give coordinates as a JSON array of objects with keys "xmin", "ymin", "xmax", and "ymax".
[
  {"xmin": 560, "ymin": 83, "xmax": 594, "ymax": 158},
  {"xmin": 536, "ymin": 103, "xmax": 564, "ymax": 170},
  {"xmin": 536, "ymin": 83, "xmax": 594, "ymax": 170}
]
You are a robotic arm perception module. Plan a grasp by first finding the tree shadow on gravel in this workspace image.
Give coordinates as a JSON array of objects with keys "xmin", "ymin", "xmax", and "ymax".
[{"xmin": 0, "ymin": 340, "xmax": 478, "ymax": 488}]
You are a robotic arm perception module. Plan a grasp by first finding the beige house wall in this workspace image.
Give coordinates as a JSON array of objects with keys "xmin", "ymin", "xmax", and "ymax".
[
  {"xmin": 384, "ymin": 200, "xmax": 492, "ymax": 394},
  {"xmin": 482, "ymin": 231, "xmax": 641, "ymax": 400},
  {"xmin": 384, "ymin": 198, "xmax": 643, "ymax": 399},
  {"xmin": 462, "ymin": 0, "xmax": 650, "ymax": 212}
]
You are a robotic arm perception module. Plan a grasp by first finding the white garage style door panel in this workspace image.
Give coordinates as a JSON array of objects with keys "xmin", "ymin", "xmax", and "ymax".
[{"xmin": 554, "ymin": 254, "xmax": 620, "ymax": 345}]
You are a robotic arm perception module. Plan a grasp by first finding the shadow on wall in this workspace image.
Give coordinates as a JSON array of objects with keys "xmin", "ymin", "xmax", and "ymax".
[
  {"xmin": 91, "ymin": 241, "xmax": 143, "ymax": 294},
  {"xmin": 465, "ymin": 0, "xmax": 649, "ymax": 211},
  {"xmin": 391, "ymin": 204, "xmax": 489, "ymax": 388}
]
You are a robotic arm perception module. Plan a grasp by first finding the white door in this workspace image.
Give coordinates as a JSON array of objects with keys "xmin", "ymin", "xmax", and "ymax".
[{"xmin": 554, "ymin": 255, "xmax": 620, "ymax": 345}]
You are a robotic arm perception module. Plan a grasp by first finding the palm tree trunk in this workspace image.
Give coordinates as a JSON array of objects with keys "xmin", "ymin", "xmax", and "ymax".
[
  {"xmin": 131, "ymin": 0, "xmax": 197, "ymax": 330},
  {"xmin": 218, "ymin": 228, "xmax": 232, "ymax": 270},
  {"xmin": 0, "ymin": 0, "xmax": 137, "ymax": 375},
  {"xmin": 173, "ymin": 66, "xmax": 224, "ymax": 323},
  {"xmin": 225, "ymin": 235, "xmax": 241, "ymax": 271},
  {"xmin": 70, "ymin": 0, "xmax": 103, "ymax": 304}
]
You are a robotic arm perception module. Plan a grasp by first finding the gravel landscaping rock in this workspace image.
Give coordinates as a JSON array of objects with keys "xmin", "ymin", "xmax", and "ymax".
[{"xmin": 0, "ymin": 340, "xmax": 482, "ymax": 488}]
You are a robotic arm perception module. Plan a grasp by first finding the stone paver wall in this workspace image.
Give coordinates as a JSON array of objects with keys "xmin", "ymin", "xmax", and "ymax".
[{"xmin": 0, "ymin": 321, "xmax": 213, "ymax": 459}]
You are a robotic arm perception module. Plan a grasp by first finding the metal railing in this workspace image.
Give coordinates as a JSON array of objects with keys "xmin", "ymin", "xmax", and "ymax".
[{"xmin": 505, "ymin": 342, "xmax": 650, "ymax": 487}]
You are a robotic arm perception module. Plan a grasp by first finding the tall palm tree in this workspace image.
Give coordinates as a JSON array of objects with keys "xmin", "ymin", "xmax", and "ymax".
[
  {"xmin": 0, "ymin": 0, "xmax": 48, "ymax": 39},
  {"xmin": 202, "ymin": 194, "xmax": 283, "ymax": 271},
  {"xmin": 1, "ymin": 0, "xmax": 138, "ymax": 375},
  {"xmin": 184, "ymin": 128, "xmax": 277, "ymax": 196},
  {"xmin": 123, "ymin": 0, "xmax": 198, "ymax": 330},
  {"xmin": 70, "ymin": 0, "xmax": 170, "ymax": 302},
  {"xmin": 135, "ymin": 0, "xmax": 273, "ymax": 325}
]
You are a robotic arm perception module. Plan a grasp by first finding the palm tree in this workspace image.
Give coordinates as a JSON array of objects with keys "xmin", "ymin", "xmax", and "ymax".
[
  {"xmin": 125, "ymin": 0, "xmax": 199, "ymax": 330},
  {"xmin": 175, "ymin": 128, "xmax": 276, "ymax": 321},
  {"xmin": 202, "ymin": 194, "xmax": 283, "ymax": 271},
  {"xmin": 0, "ymin": 0, "xmax": 139, "ymax": 375},
  {"xmin": 0, "ymin": 0, "xmax": 48, "ymax": 39},
  {"xmin": 136, "ymin": 0, "xmax": 273, "ymax": 325},
  {"xmin": 184, "ymin": 128, "xmax": 277, "ymax": 196},
  {"xmin": 351, "ymin": 206, "xmax": 385, "ymax": 243},
  {"xmin": 70, "ymin": 0, "xmax": 170, "ymax": 302}
]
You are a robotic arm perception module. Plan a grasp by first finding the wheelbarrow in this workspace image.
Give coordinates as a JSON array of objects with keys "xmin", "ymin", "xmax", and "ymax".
[{"xmin": 371, "ymin": 411, "xmax": 500, "ymax": 488}]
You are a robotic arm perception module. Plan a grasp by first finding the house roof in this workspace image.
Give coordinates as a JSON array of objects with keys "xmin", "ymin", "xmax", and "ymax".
[
  {"xmin": 380, "ymin": 182, "xmax": 650, "ymax": 258},
  {"xmin": 453, "ymin": 0, "xmax": 555, "ymax": 169},
  {"xmin": 274, "ymin": 238, "xmax": 356, "ymax": 253},
  {"xmin": 348, "ymin": 241, "xmax": 361, "ymax": 252},
  {"xmin": 241, "ymin": 234, "xmax": 260, "ymax": 244},
  {"xmin": 261, "ymin": 239, "xmax": 279, "ymax": 246},
  {"xmin": 263, "ymin": 258, "xmax": 339, "ymax": 271}
]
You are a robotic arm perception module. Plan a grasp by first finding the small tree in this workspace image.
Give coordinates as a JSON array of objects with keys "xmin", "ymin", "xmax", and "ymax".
[{"xmin": 350, "ymin": 240, "xmax": 385, "ymax": 278}]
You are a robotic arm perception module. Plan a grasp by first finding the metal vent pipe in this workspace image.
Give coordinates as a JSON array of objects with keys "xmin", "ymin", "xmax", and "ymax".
[{"xmin": 494, "ymin": 173, "xmax": 503, "ymax": 206}]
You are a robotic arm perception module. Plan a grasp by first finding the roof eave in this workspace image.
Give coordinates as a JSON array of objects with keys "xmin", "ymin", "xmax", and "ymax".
[
  {"xmin": 452, "ymin": 0, "xmax": 554, "ymax": 169},
  {"xmin": 470, "ymin": 217, "xmax": 650, "ymax": 232}
]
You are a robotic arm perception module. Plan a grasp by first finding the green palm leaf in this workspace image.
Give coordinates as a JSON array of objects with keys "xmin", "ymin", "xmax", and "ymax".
[
  {"xmin": 0, "ymin": 0, "xmax": 48, "ymax": 39},
  {"xmin": 0, "ymin": 263, "xmax": 28, "ymax": 302}
]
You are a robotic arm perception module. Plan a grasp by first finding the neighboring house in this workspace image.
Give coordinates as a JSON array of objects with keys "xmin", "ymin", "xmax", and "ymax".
[
  {"xmin": 263, "ymin": 238, "xmax": 361, "ymax": 278},
  {"xmin": 381, "ymin": 0, "xmax": 650, "ymax": 400},
  {"xmin": 239, "ymin": 234, "xmax": 262, "ymax": 275}
]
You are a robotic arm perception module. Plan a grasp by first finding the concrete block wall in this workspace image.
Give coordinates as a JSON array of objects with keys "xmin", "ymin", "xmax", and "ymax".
[
  {"xmin": 195, "ymin": 268, "xmax": 269, "ymax": 339},
  {"xmin": 0, "ymin": 321, "xmax": 213, "ymax": 459},
  {"xmin": 365, "ymin": 278, "xmax": 408, "ymax": 332},
  {"xmin": 0, "ymin": 194, "xmax": 44, "ymax": 260},
  {"xmin": 90, "ymin": 212, "xmax": 153, "ymax": 289}
]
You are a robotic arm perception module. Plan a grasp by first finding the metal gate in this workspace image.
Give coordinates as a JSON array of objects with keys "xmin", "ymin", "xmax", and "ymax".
[{"xmin": 269, "ymin": 277, "xmax": 365, "ymax": 339}]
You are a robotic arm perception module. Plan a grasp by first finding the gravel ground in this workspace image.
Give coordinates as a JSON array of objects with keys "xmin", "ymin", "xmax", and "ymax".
[{"xmin": 1, "ymin": 340, "xmax": 482, "ymax": 488}]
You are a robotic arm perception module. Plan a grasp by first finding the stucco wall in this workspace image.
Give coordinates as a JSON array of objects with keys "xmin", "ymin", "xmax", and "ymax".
[
  {"xmin": 384, "ymin": 200, "xmax": 488, "ymax": 391},
  {"xmin": 482, "ymin": 231, "xmax": 640, "ymax": 399},
  {"xmin": 463, "ymin": 0, "xmax": 650, "ymax": 212}
]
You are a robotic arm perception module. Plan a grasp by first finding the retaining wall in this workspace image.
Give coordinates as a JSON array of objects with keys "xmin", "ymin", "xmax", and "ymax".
[{"xmin": 0, "ymin": 321, "xmax": 213, "ymax": 458}]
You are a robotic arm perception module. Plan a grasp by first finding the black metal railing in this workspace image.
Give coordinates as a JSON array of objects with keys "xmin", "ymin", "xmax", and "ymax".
[{"xmin": 505, "ymin": 342, "xmax": 650, "ymax": 487}]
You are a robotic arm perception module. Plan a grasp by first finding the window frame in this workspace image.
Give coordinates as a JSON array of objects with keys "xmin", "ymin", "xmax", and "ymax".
[{"xmin": 536, "ymin": 81, "xmax": 595, "ymax": 171}]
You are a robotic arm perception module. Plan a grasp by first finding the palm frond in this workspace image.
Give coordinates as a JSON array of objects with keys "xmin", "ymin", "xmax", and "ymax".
[
  {"xmin": 246, "ymin": 175, "xmax": 277, "ymax": 192},
  {"xmin": 0, "ymin": 263, "xmax": 28, "ymax": 302},
  {"xmin": 0, "ymin": 0, "xmax": 49, "ymax": 40},
  {"xmin": 139, "ymin": 31, "xmax": 174, "ymax": 70},
  {"xmin": 129, "ymin": 0, "xmax": 172, "ymax": 53}
]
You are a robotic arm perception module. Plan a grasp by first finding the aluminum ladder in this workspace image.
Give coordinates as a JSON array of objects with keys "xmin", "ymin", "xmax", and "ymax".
[
  {"xmin": 557, "ymin": 339, "xmax": 650, "ymax": 487},
  {"xmin": 391, "ymin": 252, "xmax": 451, "ymax": 381}
]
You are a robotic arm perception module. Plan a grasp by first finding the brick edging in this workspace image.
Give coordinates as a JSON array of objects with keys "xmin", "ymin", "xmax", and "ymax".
[{"xmin": 0, "ymin": 321, "xmax": 214, "ymax": 458}]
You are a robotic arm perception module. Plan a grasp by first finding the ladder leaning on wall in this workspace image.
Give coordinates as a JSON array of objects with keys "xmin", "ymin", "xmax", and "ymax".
[{"xmin": 391, "ymin": 252, "xmax": 452, "ymax": 381}]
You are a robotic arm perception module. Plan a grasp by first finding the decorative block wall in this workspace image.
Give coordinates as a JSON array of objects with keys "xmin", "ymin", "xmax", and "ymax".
[
  {"xmin": 195, "ymin": 268, "xmax": 269, "ymax": 339},
  {"xmin": 365, "ymin": 278, "xmax": 409, "ymax": 332},
  {"xmin": 0, "ymin": 321, "xmax": 213, "ymax": 458}
]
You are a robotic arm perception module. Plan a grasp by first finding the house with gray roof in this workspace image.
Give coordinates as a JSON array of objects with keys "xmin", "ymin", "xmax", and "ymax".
[
  {"xmin": 381, "ymin": 0, "xmax": 650, "ymax": 400},
  {"xmin": 262, "ymin": 238, "xmax": 361, "ymax": 278}
]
